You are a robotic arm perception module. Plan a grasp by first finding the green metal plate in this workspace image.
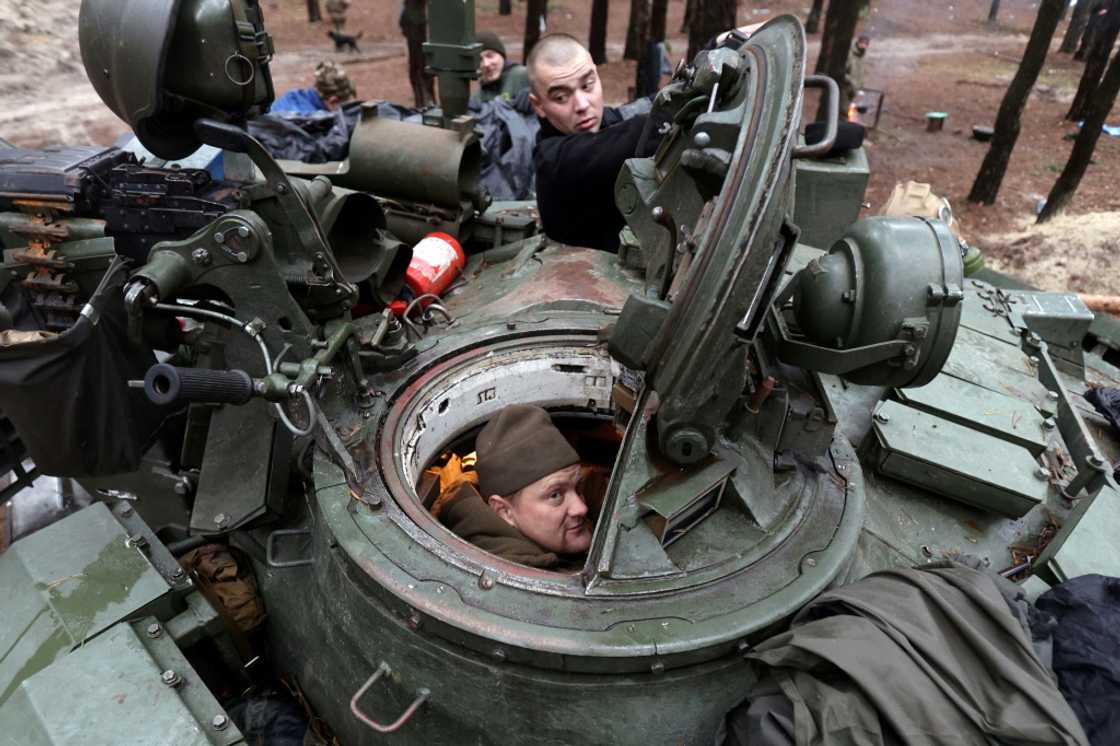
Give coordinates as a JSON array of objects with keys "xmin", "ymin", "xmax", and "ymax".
[
  {"xmin": 870, "ymin": 400, "xmax": 1048, "ymax": 518},
  {"xmin": 0, "ymin": 619, "xmax": 242, "ymax": 745},
  {"xmin": 1036, "ymin": 484, "xmax": 1120, "ymax": 584},
  {"xmin": 896, "ymin": 373, "xmax": 1048, "ymax": 456},
  {"xmin": 0, "ymin": 503, "xmax": 171, "ymax": 705}
]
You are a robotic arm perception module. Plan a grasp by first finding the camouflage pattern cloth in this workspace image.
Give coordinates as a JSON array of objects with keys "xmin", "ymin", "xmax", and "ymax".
[{"xmin": 314, "ymin": 60, "xmax": 356, "ymax": 102}]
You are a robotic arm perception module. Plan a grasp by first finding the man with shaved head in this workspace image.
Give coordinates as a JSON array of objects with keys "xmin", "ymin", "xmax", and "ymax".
[{"xmin": 528, "ymin": 34, "xmax": 669, "ymax": 252}]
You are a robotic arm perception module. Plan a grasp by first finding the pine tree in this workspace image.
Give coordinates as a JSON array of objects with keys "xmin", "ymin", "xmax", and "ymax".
[{"xmin": 968, "ymin": 0, "xmax": 1066, "ymax": 204}]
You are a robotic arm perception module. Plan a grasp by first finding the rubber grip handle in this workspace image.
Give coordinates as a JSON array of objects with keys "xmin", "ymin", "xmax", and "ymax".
[{"xmin": 144, "ymin": 363, "xmax": 254, "ymax": 406}]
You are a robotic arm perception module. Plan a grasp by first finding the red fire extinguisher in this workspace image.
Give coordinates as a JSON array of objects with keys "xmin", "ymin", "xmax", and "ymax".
[{"xmin": 389, "ymin": 232, "xmax": 465, "ymax": 316}]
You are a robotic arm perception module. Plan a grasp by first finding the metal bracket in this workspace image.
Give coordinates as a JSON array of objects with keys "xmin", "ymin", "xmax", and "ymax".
[
  {"xmin": 350, "ymin": 662, "xmax": 431, "ymax": 734},
  {"xmin": 265, "ymin": 528, "xmax": 313, "ymax": 568}
]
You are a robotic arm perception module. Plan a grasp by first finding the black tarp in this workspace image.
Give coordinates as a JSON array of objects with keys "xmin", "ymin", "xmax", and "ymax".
[
  {"xmin": 0, "ymin": 258, "xmax": 166, "ymax": 476},
  {"xmin": 1035, "ymin": 575, "xmax": 1120, "ymax": 746}
]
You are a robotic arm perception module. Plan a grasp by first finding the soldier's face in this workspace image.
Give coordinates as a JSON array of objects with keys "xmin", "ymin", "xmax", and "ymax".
[
  {"xmin": 489, "ymin": 463, "xmax": 592, "ymax": 555},
  {"xmin": 480, "ymin": 50, "xmax": 505, "ymax": 84},
  {"xmin": 529, "ymin": 49, "xmax": 604, "ymax": 134}
]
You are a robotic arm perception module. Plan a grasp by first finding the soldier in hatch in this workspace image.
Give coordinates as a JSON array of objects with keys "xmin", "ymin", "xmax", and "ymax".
[
  {"xmin": 435, "ymin": 405, "xmax": 594, "ymax": 569},
  {"xmin": 269, "ymin": 60, "xmax": 357, "ymax": 114},
  {"xmin": 474, "ymin": 31, "xmax": 530, "ymax": 105}
]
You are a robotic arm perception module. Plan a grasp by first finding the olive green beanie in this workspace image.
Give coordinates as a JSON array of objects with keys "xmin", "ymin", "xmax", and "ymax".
[
  {"xmin": 476, "ymin": 31, "xmax": 507, "ymax": 59},
  {"xmin": 476, "ymin": 405, "xmax": 579, "ymax": 498}
]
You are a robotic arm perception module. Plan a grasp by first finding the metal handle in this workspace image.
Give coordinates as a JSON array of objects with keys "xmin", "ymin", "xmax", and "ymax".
[
  {"xmin": 350, "ymin": 662, "xmax": 431, "ymax": 734},
  {"xmin": 265, "ymin": 528, "xmax": 313, "ymax": 568},
  {"xmin": 793, "ymin": 75, "xmax": 840, "ymax": 159}
]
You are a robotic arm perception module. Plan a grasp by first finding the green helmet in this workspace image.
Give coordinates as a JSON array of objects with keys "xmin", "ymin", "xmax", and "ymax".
[{"xmin": 80, "ymin": 0, "xmax": 276, "ymax": 160}]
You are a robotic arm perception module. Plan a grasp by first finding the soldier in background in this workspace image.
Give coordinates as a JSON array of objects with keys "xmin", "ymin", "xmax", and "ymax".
[
  {"xmin": 474, "ymin": 32, "xmax": 530, "ymax": 105},
  {"xmin": 844, "ymin": 34, "xmax": 871, "ymax": 108},
  {"xmin": 401, "ymin": 0, "xmax": 437, "ymax": 107},
  {"xmin": 325, "ymin": 0, "xmax": 351, "ymax": 34}
]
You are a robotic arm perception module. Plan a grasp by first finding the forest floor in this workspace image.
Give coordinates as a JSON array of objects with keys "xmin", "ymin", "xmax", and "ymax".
[{"xmin": 0, "ymin": 0, "xmax": 1117, "ymax": 294}]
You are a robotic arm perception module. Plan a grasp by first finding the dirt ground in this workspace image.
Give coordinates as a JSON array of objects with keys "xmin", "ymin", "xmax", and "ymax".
[{"xmin": 1, "ymin": 0, "xmax": 1117, "ymax": 295}]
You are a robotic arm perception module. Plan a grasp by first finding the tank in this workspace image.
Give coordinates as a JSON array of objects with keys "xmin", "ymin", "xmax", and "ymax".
[{"xmin": 0, "ymin": 4, "xmax": 1118, "ymax": 745}]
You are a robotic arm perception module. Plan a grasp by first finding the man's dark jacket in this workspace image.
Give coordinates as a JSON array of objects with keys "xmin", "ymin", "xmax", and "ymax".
[{"xmin": 534, "ymin": 105, "xmax": 664, "ymax": 252}]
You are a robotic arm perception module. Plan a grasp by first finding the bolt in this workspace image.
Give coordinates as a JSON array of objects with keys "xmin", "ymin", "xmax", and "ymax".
[
  {"xmin": 213, "ymin": 232, "xmax": 225, "ymax": 245},
  {"xmin": 236, "ymin": 226, "xmax": 250, "ymax": 239},
  {"xmin": 506, "ymin": 321, "xmax": 517, "ymax": 330},
  {"xmin": 1088, "ymin": 455, "xmax": 1106, "ymax": 469},
  {"xmin": 275, "ymin": 183, "xmax": 289, "ymax": 195},
  {"xmin": 1043, "ymin": 419, "xmax": 1056, "ymax": 430},
  {"xmin": 841, "ymin": 289, "xmax": 856, "ymax": 303},
  {"xmin": 1047, "ymin": 390, "xmax": 1059, "ymax": 401},
  {"xmin": 650, "ymin": 661, "xmax": 665, "ymax": 675},
  {"xmin": 191, "ymin": 248, "xmax": 212, "ymax": 266},
  {"xmin": 147, "ymin": 622, "xmax": 162, "ymax": 638},
  {"xmin": 407, "ymin": 611, "xmax": 422, "ymax": 631},
  {"xmin": 173, "ymin": 478, "xmax": 192, "ymax": 497},
  {"xmin": 491, "ymin": 648, "xmax": 507, "ymax": 662},
  {"xmin": 478, "ymin": 574, "xmax": 495, "ymax": 590},
  {"xmin": 874, "ymin": 411, "xmax": 890, "ymax": 424},
  {"xmin": 693, "ymin": 131, "xmax": 711, "ymax": 148},
  {"xmin": 211, "ymin": 715, "xmax": 229, "ymax": 731},
  {"xmin": 172, "ymin": 567, "xmax": 185, "ymax": 580},
  {"xmin": 1036, "ymin": 467, "xmax": 1050, "ymax": 480},
  {"xmin": 1029, "ymin": 356, "xmax": 1040, "ymax": 366},
  {"xmin": 804, "ymin": 557, "xmax": 817, "ymax": 568},
  {"xmin": 214, "ymin": 513, "xmax": 228, "ymax": 528},
  {"xmin": 903, "ymin": 344, "xmax": 917, "ymax": 357},
  {"xmin": 161, "ymin": 670, "xmax": 182, "ymax": 687},
  {"xmin": 736, "ymin": 640, "xmax": 751, "ymax": 657}
]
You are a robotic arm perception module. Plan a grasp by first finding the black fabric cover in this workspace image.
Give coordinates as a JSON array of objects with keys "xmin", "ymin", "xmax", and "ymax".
[
  {"xmin": 1035, "ymin": 575, "xmax": 1120, "ymax": 746},
  {"xmin": 0, "ymin": 258, "xmax": 166, "ymax": 476},
  {"xmin": 804, "ymin": 120, "xmax": 866, "ymax": 157},
  {"xmin": 247, "ymin": 105, "xmax": 359, "ymax": 164}
]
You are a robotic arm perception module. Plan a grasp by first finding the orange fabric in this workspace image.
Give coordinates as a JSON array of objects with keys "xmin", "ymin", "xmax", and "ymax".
[{"xmin": 430, "ymin": 453, "xmax": 479, "ymax": 519}]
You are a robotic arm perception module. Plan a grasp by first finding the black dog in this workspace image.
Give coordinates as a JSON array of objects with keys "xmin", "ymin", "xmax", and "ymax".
[{"xmin": 328, "ymin": 29, "xmax": 363, "ymax": 53}]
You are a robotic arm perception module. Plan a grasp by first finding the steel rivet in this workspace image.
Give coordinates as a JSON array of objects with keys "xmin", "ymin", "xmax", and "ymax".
[
  {"xmin": 693, "ymin": 131, "xmax": 711, "ymax": 148},
  {"xmin": 147, "ymin": 623, "xmax": 162, "ymax": 638},
  {"xmin": 211, "ymin": 715, "xmax": 229, "ymax": 731}
]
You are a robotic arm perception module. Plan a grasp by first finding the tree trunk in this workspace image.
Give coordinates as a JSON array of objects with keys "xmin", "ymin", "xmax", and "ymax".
[
  {"xmin": 625, "ymin": 0, "xmax": 651, "ymax": 60},
  {"xmin": 1067, "ymin": 0, "xmax": 1120, "ymax": 120},
  {"xmin": 988, "ymin": 0, "xmax": 1001, "ymax": 25},
  {"xmin": 814, "ymin": 0, "xmax": 862, "ymax": 119},
  {"xmin": 524, "ymin": 0, "xmax": 548, "ymax": 62},
  {"xmin": 967, "ymin": 0, "xmax": 1065, "ymax": 204},
  {"xmin": 307, "ymin": 0, "xmax": 321, "ymax": 23},
  {"xmin": 650, "ymin": 0, "xmax": 669, "ymax": 42},
  {"xmin": 687, "ymin": 0, "xmax": 737, "ymax": 60},
  {"xmin": 805, "ymin": 0, "xmax": 825, "ymax": 34},
  {"xmin": 1075, "ymin": 1, "xmax": 1105, "ymax": 60},
  {"xmin": 1040, "ymin": 46, "xmax": 1120, "ymax": 221},
  {"xmin": 589, "ymin": 0, "xmax": 610, "ymax": 64},
  {"xmin": 1061, "ymin": 0, "xmax": 1092, "ymax": 53},
  {"xmin": 402, "ymin": 0, "xmax": 436, "ymax": 108}
]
